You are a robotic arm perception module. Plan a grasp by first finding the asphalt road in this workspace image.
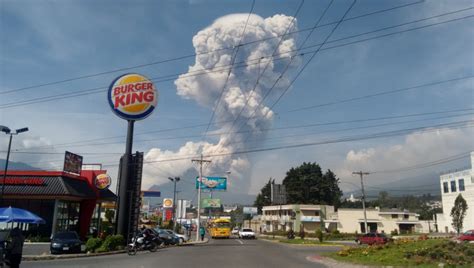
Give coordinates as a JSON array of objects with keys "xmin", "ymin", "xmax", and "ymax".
[{"xmin": 22, "ymin": 238, "xmax": 341, "ymax": 268}]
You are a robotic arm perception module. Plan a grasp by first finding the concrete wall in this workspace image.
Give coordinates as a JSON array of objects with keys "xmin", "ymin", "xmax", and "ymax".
[{"xmin": 438, "ymin": 160, "xmax": 474, "ymax": 233}]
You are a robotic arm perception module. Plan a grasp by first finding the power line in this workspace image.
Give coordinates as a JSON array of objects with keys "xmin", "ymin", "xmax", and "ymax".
[
  {"xmin": 8, "ymin": 110, "xmax": 473, "ymax": 168},
  {"xmin": 0, "ymin": 0, "xmax": 424, "ymax": 96},
  {"xmin": 202, "ymin": 0, "xmax": 256, "ymax": 140},
  {"xmin": 1, "ymin": 10, "xmax": 472, "ymax": 110}
]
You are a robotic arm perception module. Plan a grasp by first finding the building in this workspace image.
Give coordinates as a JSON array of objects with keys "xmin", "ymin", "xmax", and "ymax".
[
  {"xmin": 332, "ymin": 208, "xmax": 422, "ymax": 234},
  {"xmin": 0, "ymin": 168, "xmax": 116, "ymax": 239},
  {"xmin": 436, "ymin": 152, "xmax": 474, "ymax": 233},
  {"xmin": 261, "ymin": 204, "xmax": 335, "ymax": 233}
]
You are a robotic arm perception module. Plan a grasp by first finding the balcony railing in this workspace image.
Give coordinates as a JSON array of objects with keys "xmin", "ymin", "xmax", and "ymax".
[{"xmin": 300, "ymin": 216, "xmax": 321, "ymax": 222}]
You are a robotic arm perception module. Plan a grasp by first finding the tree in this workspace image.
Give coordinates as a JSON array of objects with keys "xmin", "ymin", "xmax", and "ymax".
[
  {"xmin": 282, "ymin": 162, "xmax": 342, "ymax": 206},
  {"xmin": 105, "ymin": 209, "xmax": 115, "ymax": 223},
  {"xmin": 451, "ymin": 194, "xmax": 468, "ymax": 234},
  {"xmin": 254, "ymin": 178, "xmax": 273, "ymax": 214}
]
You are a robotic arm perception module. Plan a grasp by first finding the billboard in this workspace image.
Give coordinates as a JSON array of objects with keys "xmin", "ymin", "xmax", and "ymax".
[
  {"xmin": 271, "ymin": 183, "xmax": 287, "ymax": 205},
  {"xmin": 196, "ymin": 176, "xmax": 227, "ymax": 191},
  {"xmin": 243, "ymin": 207, "xmax": 258, "ymax": 215},
  {"xmin": 63, "ymin": 151, "xmax": 83, "ymax": 175},
  {"xmin": 201, "ymin": 198, "xmax": 221, "ymax": 208}
]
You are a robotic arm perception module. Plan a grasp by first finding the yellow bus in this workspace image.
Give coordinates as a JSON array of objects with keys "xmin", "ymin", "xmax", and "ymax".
[{"xmin": 208, "ymin": 218, "xmax": 231, "ymax": 238}]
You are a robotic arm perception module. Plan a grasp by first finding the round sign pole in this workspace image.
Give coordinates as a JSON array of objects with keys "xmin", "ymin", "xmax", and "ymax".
[
  {"xmin": 116, "ymin": 119, "xmax": 134, "ymax": 237},
  {"xmin": 108, "ymin": 73, "xmax": 158, "ymax": 241}
]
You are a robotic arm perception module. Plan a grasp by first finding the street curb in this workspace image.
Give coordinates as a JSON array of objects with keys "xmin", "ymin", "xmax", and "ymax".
[
  {"xmin": 181, "ymin": 238, "xmax": 209, "ymax": 246},
  {"xmin": 259, "ymin": 238, "xmax": 343, "ymax": 247},
  {"xmin": 306, "ymin": 255, "xmax": 373, "ymax": 268},
  {"xmin": 23, "ymin": 250, "xmax": 126, "ymax": 261}
]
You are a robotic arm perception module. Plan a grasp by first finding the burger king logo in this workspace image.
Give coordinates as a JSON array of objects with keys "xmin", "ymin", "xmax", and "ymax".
[
  {"xmin": 108, "ymin": 73, "xmax": 158, "ymax": 120},
  {"xmin": 163, "ymin": 198, "xmax": 173, "ymax": 208},
  {"xmin": 95, "ymin": 174, "xmax": 111, "ymax": 190}
]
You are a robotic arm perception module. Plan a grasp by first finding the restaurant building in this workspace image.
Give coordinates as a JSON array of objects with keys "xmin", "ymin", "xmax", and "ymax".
[{"xmin": 0, "ymin": 167, "xmax": 116, "ymax": 239}]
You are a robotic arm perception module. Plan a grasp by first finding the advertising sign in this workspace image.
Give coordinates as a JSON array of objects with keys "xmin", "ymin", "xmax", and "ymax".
[
  {"xmin": 195, "ymin": 176, "xmax": 227, "ymax": 191},
  {"xmin": 63, "ymin": 151, "xmax": 83, "ymax": 175},
  {"xmin": 243, "ymin": 207, "xmax": 258, "ymax": 215},
  {"xmin": 201, "ymin": 198, "xmax": 221, "ymax": 208},
  {"xmin": 108, "ymin": 73, "xmax": 158, "ymax": 121},
  {"xmin": 94, "ymin": 174, "xmax": 111, "ymax": 190},
  {"xmin": 163, "ymin": 198, "xmax": 173, "ymax": 208}
]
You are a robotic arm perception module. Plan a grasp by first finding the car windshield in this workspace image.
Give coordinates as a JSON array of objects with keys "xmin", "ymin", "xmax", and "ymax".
[
  {"xmin": 53, "ymin": 232, "xmax": 78, "ymax": 240},
  {"xmin": 242, "ymin": 229, "xmax": 253, "ymax": 232}
]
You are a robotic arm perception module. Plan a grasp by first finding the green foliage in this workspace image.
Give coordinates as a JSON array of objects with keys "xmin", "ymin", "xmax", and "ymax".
[
  {"xmin": 451, "ymin": 194, "xmax": 468, "ymax": 234},
  {"xmin": 253, "ymin": 178, "xmax": 273, "ymax": 214},
  {"xmin": 390, "ymin": 229, "xmax": 399, "ymax": 236},
  {"xmin": 97, "ymin": 235, "xmax": 124, "ymax": 252},
  {"xmin": 283, "ymin": 163, "xmax": 342, "ymax": 206},
  {"xmin": 298, "ymin": 229, "xmax": 305, "ymax": 240},
  {"xmin": 315, "ymin": 229, "xmax": 323, "ymax": 242},
  {"xmin": 331, "ymin": 239, "xmax": 474, "ymax": 266},
  {"xmin": 105, "ymin": 209, "xmax": 115, "ymax": 223},
  {"xmin": 85, "ymin": 237, "xmax": 102, "ymax": 253},
  {"xmin": 26, "ymin": 235, "xmax": 50, "ymax": 242}
]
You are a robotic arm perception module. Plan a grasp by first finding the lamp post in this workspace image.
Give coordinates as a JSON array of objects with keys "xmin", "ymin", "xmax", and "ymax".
[
  {"xmin": 168, "ymin": 177, "xmax": 180, "ymax": 231},
  {"xmin": 1, "ymin": 126, "xmax": 29, "ymax": 206}
]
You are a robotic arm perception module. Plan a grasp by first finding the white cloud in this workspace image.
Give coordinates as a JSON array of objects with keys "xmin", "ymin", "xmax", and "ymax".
[
  {"xmin": 143, "ymin": 13, "xmax": 301, "ymax": 192},
  {"xmin": 336, "ymin": 125, "xmax": 474, "ymax": 189}
]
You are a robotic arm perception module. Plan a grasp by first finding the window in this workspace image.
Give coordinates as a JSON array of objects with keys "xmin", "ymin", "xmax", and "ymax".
[
  {"xmin": 404, "ymin": 214, "xmax": 409, "ymax": 220},
  {"xmin": 443, "ymin": 182, "xmax": 449, "ymax": 193},
  {"xmin": 314, "ymin": 211, "xmax": 320, "ymax": 216},
  {"xmin": 392, "ymin": 214, "xmax": 398, "ymax": 219},
  {"xmin": 459, "ymin": 179, "xmax": 465, "ymax": 191},
  {"xmin": 451, "ymin": 180, "xmax": 457, "ymax": 192}
]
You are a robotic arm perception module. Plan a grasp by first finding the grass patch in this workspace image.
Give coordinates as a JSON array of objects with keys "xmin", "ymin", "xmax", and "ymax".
[
  {"xmin": 279, "ymin": 239, "xmax": 339, "ymax": 246},
  {"xmin": 327, "ymin": 239, "xmax": 474, "ymax": 267}
]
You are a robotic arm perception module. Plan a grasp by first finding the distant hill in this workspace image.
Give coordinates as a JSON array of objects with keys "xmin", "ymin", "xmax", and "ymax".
[
  {"xmin": 0, "ymin": 159, "xmax": 41, "ymax": 171},
  {"xmin": 363, "ymin": 172, "xmax": 441, "ymax": 198}
]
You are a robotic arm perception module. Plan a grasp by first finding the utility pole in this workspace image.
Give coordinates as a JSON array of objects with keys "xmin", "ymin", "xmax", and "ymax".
[
  {"xmin": 168, "ymin": 177, "xmax": 180, "ymax": 231},
  {"xmin": 192, "ymin": 154, "xmax": 211, "ymax": 241},
  {"xmin": 353, "ymin": 171, "xmax": 370, "ymax": 234}
]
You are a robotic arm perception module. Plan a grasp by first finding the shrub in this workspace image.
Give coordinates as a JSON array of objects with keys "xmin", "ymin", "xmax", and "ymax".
[
  {"xmin": 391, "ymin": 229, "xmax": 399, "ymax": 236},
  {"xmin": 331, "ymin": 229, "xmax": 340, "ymax": 235},
  {"xmin": 97, "ymin": 235, "xmax": 124, "ymax": 252},
  {"xmin": 85, "ymin": 237, "xmax": 102, "ymax": 253},
  {"xmin": 315, "ymin": 229, "xmax": 323, "ymax": 243},
  {"xmin": 299, "ymin": 229, "xmax": 305, "ymax": 240}
]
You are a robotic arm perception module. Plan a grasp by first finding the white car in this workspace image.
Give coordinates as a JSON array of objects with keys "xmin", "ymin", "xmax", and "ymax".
[
  {"xmin": 231, "ymin": 228, "xmax": 239, "ymax": 235},
  {"xmin": 238, "ymin": 228, "xmax": 256, "ymax": 239}
]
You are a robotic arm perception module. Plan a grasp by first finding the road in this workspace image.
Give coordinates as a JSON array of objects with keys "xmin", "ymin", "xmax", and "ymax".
[{"xmin": 22, "ymin": 238, "xmax": 341, "ymax": 268}]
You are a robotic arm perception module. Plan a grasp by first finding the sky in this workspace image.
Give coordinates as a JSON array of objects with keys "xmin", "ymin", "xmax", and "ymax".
[{"xmin": 0, "ymin": 0, "xmax": 473, "ymax": 204}]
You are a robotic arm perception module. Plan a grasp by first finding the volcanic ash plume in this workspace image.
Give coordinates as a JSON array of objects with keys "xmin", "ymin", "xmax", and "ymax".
[{"xmin": 143, "ymin": 13, "xmax": 301, "ymax": 192}]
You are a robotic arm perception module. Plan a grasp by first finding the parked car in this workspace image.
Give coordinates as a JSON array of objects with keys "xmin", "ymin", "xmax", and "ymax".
[
  {"xmin": 231, "ymin": 227, "xmax": 239, "ymax": 235},
  {"xmin": 457, "ymin": 230, "xmax": 474, "ymax": 243},
  {"xmin": 163, "ymin": 229, "xmax": 189, "ymax": 244},
  {"xmin": 238, "ymin": 228, "xmax": 256, "ymax": 239},
  {"xmin": 50, "ymin": 231, "xmax": 85, "ymax": 254},
  {"xmin": 152, "ymin": 228, "xmax": 179, "ymax": 245},
  {"xmin": 355, "ymin": 233, "xmax": 391, "ymax": 245}
]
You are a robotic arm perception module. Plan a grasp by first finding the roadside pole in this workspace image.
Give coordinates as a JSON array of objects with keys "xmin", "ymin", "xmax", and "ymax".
[
  {"xmin": 192, "ymin": 154, "xmax": 211, "ymax": 241},
  {"xmin": 353, "ymin": 171, "xmax": 370, "ymax": 233}
]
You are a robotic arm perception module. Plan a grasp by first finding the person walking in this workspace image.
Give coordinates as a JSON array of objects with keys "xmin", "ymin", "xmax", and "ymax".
[
  {"xmin": 199, "ymin": 226, "xmax": 205, "ymax": 241},
  {"xmin": 7, "ymin": 228, "xmax": 24, "ymax": 268}
]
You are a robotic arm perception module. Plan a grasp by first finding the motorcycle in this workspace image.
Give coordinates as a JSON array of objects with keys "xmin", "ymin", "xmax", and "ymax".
[{"xmin": 127, "ymin": 232, "xmax": 161, "ymax": 256}]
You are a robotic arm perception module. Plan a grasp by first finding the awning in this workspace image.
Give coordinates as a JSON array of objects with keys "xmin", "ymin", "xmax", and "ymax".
[
  {"xmin": 396, "ymin": 221, "xmax": 420, "ymax": 225},
  {"xmin": 357, "ymin": 219, "xmax": 382, "ymax": 223},
  {"xmin": 98, "ymin": 188, "xmax": 117, "ymax": 201},
  {"xmin": 2, "ymin": 175, "xmax": 96, "ymax": 199}
]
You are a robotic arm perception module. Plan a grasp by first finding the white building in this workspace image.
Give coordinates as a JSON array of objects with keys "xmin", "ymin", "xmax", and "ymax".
[
  {"xmin": 436, "ymin": 152, "xmax": 474, "ymax": 233},
  {"xmin": 261, "ymin": 204, "xmax": 335, "ymax": 233},
  {"xmin": 331, "ymin": 208, "xmax": 422, "ymax": 234}
]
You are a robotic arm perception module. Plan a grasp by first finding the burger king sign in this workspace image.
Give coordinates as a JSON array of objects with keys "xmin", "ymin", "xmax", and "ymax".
[
  {"xmin": 108, "ymin": 73, "xmax": 158, "ymax": 121},
  {"xmin": 95, "ymin": 173, "xmax": 111, "ymax": 190}
]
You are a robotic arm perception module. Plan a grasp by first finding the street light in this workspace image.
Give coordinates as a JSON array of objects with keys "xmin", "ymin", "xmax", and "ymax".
[
  {"xmin": 1, "ymin": 126, "xmax": 29, "ymax": 206},
  {"xmin": 168, "ymin": 177, "xmax": 180, "ymax": 231}
]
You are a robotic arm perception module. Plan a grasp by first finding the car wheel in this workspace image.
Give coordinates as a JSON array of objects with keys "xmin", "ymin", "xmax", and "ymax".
[{"xmin": 179, "ymin": 238, "xmax": 184, "ymax": 245}]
